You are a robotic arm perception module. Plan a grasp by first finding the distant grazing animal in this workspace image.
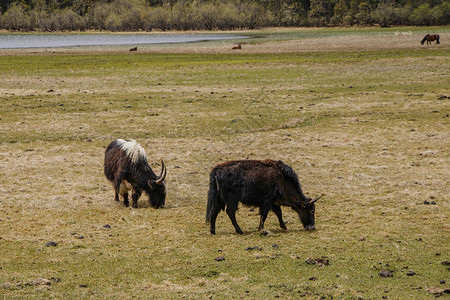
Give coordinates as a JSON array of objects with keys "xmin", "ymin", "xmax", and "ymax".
[
  {"xmin": 129, "ymin": 47, "xmax": 138, "ymax": 51},
  {"xmin": 232, "ymin": 44, "xmax": 241, "ymax": 50},
  {"xmin": 421, "ymin": 34, "xmax": 440, "ymax": 45},
  {"xmin": 206, "ymin": 159, "xmax": 321, "ymax": 234},
  {"xmin": 104, "ymin": 139, "xmax": 166, "ymax": 208}
]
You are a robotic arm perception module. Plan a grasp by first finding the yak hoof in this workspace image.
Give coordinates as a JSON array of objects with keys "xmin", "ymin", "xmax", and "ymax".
[{"xmin": 210, "ymin": 230, "xmax": 216, "ymax": 235}]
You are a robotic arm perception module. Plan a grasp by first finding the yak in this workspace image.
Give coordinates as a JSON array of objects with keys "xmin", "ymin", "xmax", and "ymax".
[
  {"xmin": 206, "ymin": 159, "xmax": 321, "ymax": 234},
  {"xmin": 104, "ymin": 139, "xmax": 167, "ymax": 208}
]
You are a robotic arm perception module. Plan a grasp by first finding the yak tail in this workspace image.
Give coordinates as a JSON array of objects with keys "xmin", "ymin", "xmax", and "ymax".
[
  {"xmin": 278, "ymin": 161, "xmax": 308, "ymax": 201},
  {"xmin": 206, "ymin": 172, "xmax": 220, "ymax": 224}
]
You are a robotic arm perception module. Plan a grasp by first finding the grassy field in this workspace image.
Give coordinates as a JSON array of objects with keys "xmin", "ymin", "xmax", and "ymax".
[{"xmin": 1, "ymin": 27, "xmax": 449, "ymax": 299}]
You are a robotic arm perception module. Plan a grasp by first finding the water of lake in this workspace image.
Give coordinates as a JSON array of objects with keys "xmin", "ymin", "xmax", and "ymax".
[{"xmin": 0, "ymin": 33, "xmax": 247, "ymax": 49}]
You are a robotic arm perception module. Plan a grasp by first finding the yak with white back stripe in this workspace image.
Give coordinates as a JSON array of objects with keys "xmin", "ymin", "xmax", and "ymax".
[{"xmin": 104, "ymin": 139, "xmax": 167, "ymax": 208}]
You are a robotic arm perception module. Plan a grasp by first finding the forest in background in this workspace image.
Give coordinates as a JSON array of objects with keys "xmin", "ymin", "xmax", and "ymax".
[{"xmin": 0, "ymin": 0, "xmax": 449, "ymax": 31}]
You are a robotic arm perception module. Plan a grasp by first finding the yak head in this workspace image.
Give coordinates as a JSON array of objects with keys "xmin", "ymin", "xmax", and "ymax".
[
  {"xmin": 146, "ymin": 161, "xmax": 167, "ymax": 208},
  {"xmin": 295, "ymin": 196, "xmax": 321, "ymax": 230}
]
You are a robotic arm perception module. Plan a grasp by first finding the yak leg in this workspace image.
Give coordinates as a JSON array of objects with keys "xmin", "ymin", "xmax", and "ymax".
[
  {"xmin": 209, "ymin": 210, "xmax": 220, "ymax": 235},
  {"xmin": 122, "ymin": 193, "xmax": 129, "ymax": 207},
  {"xmin": 272, "ymin": 205, "xmax": 287, "ymax": 230},
  {"xmin": 119, "ymin": 181, "xmax": 130, "ymax": 206},
  {"xmin": 226, "ymin": 207, "xmax": 243, "ymax": 234},
  {"xmin": 258, "ymin": 205, "xmax": 272, "ymax": 231},
  {"xmin": 131, "ymin": 188, "xmax": 142, "ymax": 208},
  {"xmin": 113, "ymin": 179, "xmax": 123, "ymax": 203},
  {"xmin": 258, "ymin": 211, "xmax": 269, "ymax": 231}
]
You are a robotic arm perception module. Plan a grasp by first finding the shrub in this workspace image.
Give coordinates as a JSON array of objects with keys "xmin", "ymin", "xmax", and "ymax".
[
  {"xmin": 409, "ymin": 3, "xmax": 432, "ymax": 25},
  {"xmin": 1, "ymin": 0, "xmax": 449, "ymax": 31},
  {"xmin": 2, "ymin": 2, "xmax": 31, "ymax": 30}
]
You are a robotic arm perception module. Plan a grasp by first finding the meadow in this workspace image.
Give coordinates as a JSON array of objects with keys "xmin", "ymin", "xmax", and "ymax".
[{"xmin": 0, "ymin": 27, "xmax": 449, "ymax": 299}]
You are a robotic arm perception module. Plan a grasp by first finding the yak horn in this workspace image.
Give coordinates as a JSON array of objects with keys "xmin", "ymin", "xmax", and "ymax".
[
  {"xmin": 156, "ymin": 160, "xmax": 166, "ymax": 185},
  {"xmin": 310, "ymin": 195, "xmax": 322, "ymax": 204}
]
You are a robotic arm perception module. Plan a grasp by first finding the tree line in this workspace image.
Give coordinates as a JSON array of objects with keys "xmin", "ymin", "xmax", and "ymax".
[{"xmin": 0, "ymin": 0, "xmax": 448, "ymax": 31}]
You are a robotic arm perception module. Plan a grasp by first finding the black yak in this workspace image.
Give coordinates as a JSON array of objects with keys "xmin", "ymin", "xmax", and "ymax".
[
  {"xmin": 104, "ymin": 139, "xmax": 166, "ymax": 208},
  {"xmin": 206, "ymin": 159, "xmax": 321, "ymax": 234}
]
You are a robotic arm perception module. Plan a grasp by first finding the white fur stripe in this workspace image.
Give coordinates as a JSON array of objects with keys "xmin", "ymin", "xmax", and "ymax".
[{"xmin": 117, "ymin": 139, "xmax": 147, "ymax": 163}]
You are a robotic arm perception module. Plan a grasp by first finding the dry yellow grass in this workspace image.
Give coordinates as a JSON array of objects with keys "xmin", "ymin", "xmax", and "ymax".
[{"xmin": 0, "ymin": 27, "xmax": 449, "ymax": 299}]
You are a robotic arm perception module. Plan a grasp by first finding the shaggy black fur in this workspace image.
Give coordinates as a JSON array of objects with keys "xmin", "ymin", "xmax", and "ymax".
[{"xmin": 206, "ymin": 159, "xmax": 319, "ymax": 234}]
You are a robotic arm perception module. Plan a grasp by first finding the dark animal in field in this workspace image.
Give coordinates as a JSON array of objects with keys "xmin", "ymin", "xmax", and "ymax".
[
  {"xmin": 232, "ymin": 44, "xmax": 241, "ymax": 50},
  {"xmin": 421, "ymin": 34, "xmax": 440, "ymax": 45},
  {"xmin": 206, "ymin": 159, "xmax": 321, "ymax": 234},
  {"xmin": 129, "ymin": 47, "xmax": 138, "ymax": 51},
  {"xmin": 104, "ymin": 139, "xmax": 166, "ymax": 208}
]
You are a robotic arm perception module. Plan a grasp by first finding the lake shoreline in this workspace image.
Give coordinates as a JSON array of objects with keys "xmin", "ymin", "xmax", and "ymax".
[
  {"xmin": 0, "ymin": 26, "xmax": 448, "ymax": 55},
  {"xmin": 0, "ymin": 32, "xmax": 249, "ymax": 49}
]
